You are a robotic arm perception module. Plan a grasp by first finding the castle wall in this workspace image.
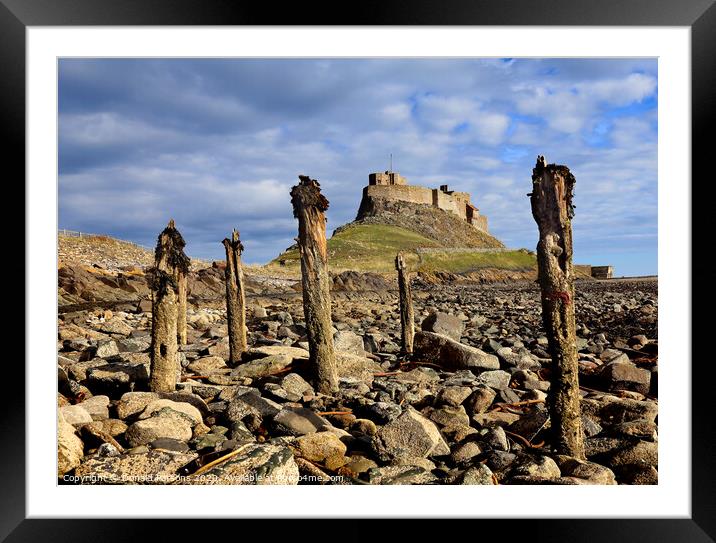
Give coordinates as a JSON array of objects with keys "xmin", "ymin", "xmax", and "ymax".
[
  {"xmin": 365, "ymin": 184, "xmax": 434, "ymax": 206},
  {"xmin": 364, "ymin": 175, "xmax": 489, "ymax": 233}
]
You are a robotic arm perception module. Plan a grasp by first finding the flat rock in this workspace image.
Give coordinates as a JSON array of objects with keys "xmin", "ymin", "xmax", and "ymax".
[
  {"xmin": 461, "ymin": 464, "xmax": 495, "ymax": 485},
  {"xmin": 187, "ymin": 356, "xmax": 228, "ymax": 375},
  {"xmin": 476, "ymin": 370, "xmax": 511, "ymax": 391},
  {"xmin": 231, "ymin": 354, "xmax": 293, "ymax": 379},
  {"xmin": 182, "ymin": 444, "xmax": 299, "ymax": 485},
  {"xmin": 271, "ymin": 407, "xmax": 330, "ymax": 436},
  {"xmin": 78, "ymin": 395, "xmax": 110, "ymax": 421},
  {"xmin": 74, "ymin": 449, "xmax": 196, "ymax": 484},
  {"xmin": 125, "ymin": 416, "xmax": 193, "ymax": 447},
  {"xmin": 413, "ymin": 331, "xmax": 499, "ymax": 372},
  {"xmin": 366, "ymin": 465, "xmax": 437, "ymax": 485},
  {"xmin": 60, "ymin": 405, "xmax": 94, "ymax": 427},
  {"xmin": 116, "ymin": 392, "xmax": 160, "ymax": 420},
  {"xmin": 139, "ymin": 399, "xmax": 203, "ymax": 425},
  {"xmin": 243, "ymin": 345, "xmax": 309, "ymax": 362}
]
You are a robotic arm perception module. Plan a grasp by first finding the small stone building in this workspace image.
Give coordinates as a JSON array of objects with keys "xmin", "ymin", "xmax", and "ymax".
[{"xmin": 591, "ymin": 266, "xmax": 614, "ymax": 279}]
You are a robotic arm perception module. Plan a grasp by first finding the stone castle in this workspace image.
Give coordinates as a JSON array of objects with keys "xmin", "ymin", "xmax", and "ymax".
[{"xmin": 362, "ymin": 171, "xmax": 489, "ymax": 232}]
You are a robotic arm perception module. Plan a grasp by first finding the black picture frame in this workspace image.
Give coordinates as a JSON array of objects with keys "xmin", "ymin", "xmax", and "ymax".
[{"xmin": 6, "ymin": 0, "xmax": 712, "ymax": 540}]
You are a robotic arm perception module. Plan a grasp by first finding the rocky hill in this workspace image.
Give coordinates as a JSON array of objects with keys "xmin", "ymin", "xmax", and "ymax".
[
  {"xmin": 268, "ymin": 189, "xmax": 537, "ymax": 274},
  {"xmin": 354, "ymin": 196, "xmax": 504, "ymax": 249}
]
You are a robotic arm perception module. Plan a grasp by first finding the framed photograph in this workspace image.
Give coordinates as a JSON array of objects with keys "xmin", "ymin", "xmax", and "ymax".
[{"xmin": 8, "ymin": 0, "xmax": 712, "ymax": 540}]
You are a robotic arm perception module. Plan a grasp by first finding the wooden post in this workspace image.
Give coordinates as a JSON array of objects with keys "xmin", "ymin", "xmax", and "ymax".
[
  {"xmin": 529, "ymin": 156, "xmax": 585, "ymax": 460},
  {"xmin": 222, "ymin": 229, "xmax": 247, "ymax": 364},
  {"xmin": 149, "ymin": 219, "xmax": 190, "ymax": 393},
  {"xmin": 177, "ymin": 271, "xmax": 188, "ymax": 345},
  {"xmin": 395, "ymin": 252, "xmax": 414, "ymax": 354},
  {"xmin": 290, "ymin": 175, "xmax": 339, "ymax": 394}
]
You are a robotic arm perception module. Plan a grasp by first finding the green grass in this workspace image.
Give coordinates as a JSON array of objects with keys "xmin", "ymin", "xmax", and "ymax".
[
  {"xmin": 269, "ymin": 224, "xmax": 440, "ymax": 273},
  {"xmin": 268, "ymin": 223, "xmax": 539, "ymax": 274},
  {"xmin": 413, "ymin": 250, "xmax": 536, "ymax": 273}
]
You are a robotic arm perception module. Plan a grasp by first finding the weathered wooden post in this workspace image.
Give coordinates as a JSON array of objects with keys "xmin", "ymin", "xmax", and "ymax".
[
  {"xmin": 290, "ymin": 175, "xmax": 339, "ymax": 394},
  {"xmin": 149, "ymin": 219, "xmax": 190, "ymax": 393},
  {"xmin": 395, "ymin": 252, "xmax": 414, "ymax": 354},
  {"xmin": 222, "ymin": 229, "xmax": 247, "ymax": 364},
  {"xmin": 529, "ymin": 156, "xmax": 585, "ymax": 459},
  {"xmin": 177, "ymin": 269, "xmax": 188, "ymax": 345}
]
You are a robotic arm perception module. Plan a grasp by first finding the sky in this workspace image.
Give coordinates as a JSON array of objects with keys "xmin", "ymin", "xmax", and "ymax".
[{"xmin": 58, "ymin": 58, "xmax": 657, "ymax": 276}]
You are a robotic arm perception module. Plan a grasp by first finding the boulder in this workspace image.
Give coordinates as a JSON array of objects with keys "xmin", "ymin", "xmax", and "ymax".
[
  {"xmin": 231, "ymin": 354, "xmax": 292, "ymax": 379},
  {"xmin": 271, "ymin": 407, "xmax": 330, "ymax": 436},
  {"xmin": 293, "ymin": 431, "xmax": 347, "ymax": 465},
  {"xmin": 74, "ymin": 450, "xmax": 196, "ymax": 484},
  {"xmin": 187, "ymin": 356, "xmax": 227, "ymax": 375},
  {"xmin": 125, "ymin": 416, "xmax": 193, "ymax": 447},
  {"xmin": 333, "ymin": 330, "xmax": 366, "ymax": 356},
  {"xmin": 183, "ymin": 443, "xmax": 299, "ymax": 485},
  {"xmin": 373, "ymin": 407, "xmax": 450, "ymax": 460},
  {"xmin": 78, "ymin": 395, "xmax": 110, "ymax": 421},
  {"xmin": 413, "ymin": 332, "xmax": 499, "ymax": 372},
  {"xmin": 116, "ymin": 392, "xmax": 160, "ymax": 420},
  {"xmin": 58, "ymin": 411, "xmax": 84, "ymax": 477},
  {"xmin": 421, "ymin": 312, "xmax": 465, "ymax": 341},
  {"xmin": 60, "ymin": 405, "xmax": 93, "ymax": 427},
  {"xmin": 600, "ymin": 362, "xmax": 651, "ymax": 395},
  {"xmin": 138, "ymin": 399, "xmax": 203, "ymax": 425},
  {"xmin": 476, "ymin": 370, "xmax": 511, "ymax": 391}
]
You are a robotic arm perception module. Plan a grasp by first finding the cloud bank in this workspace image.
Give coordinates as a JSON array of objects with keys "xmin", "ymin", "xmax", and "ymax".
[{"xmin": 59, "ymin": 58, "xmax": 657, "ymax": 275}]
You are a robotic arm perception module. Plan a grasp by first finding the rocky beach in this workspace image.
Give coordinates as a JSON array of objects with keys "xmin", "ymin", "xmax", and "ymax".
[{"xmin": 57, "ymin": 236, "xmax": 658, "ymax": 486}]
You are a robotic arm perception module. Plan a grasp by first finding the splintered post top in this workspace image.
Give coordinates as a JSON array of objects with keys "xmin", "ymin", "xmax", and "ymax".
[
  {"xmin": 530, "ymin": 155, "xmax": 576, "ymax": 223},
  {"xmin": 155, "ymin": 219, "xmax": 190, "ymax": 274},
  {"xmin": 290, "ymin": 175, "xmax": 329, "ymax": 217},
  {"xmin": 222, "ymin": 228, "xmax": 244, "ymax": 253},
  {"xmin": 395, "ymin": 252, "xmax": 406, "ymax": 271}
]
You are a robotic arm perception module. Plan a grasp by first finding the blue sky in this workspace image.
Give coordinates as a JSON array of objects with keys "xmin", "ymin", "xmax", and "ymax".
[{"xmin": 58, "ymin": 58, "xmax": 657, "ymax": 276}]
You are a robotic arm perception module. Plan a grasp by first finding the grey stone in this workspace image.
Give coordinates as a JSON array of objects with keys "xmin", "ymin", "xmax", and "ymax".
[
  {"xmin": 178, "ymin": 443, "xmax": 300, "ymax": 485},
  {"xmin": 373, "ymin": 407, "xmax": 450, "ymax": 460},
  {"xmin": 476, "ymin": 370, "xmax": 512, "ymax": 391},
  {"xmin": 510, "ymin": 454, "xmax": 561, "ymax": 479},
  {"xmin": 333, "ymin": 330, "xmax": 366, "ymax": 356},
  {"xmin": 78, "ymin": 395, "xmax": 110, "ymax": 421},
  {"xmin": 231, "ymin": 354, "xmax": 293, "ymax": 379},
  {"xmin": 271, "ymin": 407, "xmax": 329, "ymax": 436},
  {"xmin": 413, "ymin": 331, "xmax": 499, "ymax": 372},
  {"xmin": 95, "ymin": 339, "xmax": 120, "ymax": 358},
  {"xmin": 600, "ymin": 362, "xmax": 651, "ymax": 395},
  {"xmin": 366, "ymin": 465, "xmax": 437, "ymax": 485},
  {"xmin": 461, "ymin": 464, "xmax": 495, "ymax": 485},
  {"xmin": 421, "ymin": 312, "xmax": 465, "ymax": 341}
]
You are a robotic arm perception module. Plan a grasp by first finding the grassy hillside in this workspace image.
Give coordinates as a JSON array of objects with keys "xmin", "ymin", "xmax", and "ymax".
[
  {"xmin": 412, "ymin": 249, "xmax": 536, "ymax": 273},
  {"xmin": 269, "ymin": 224, "xmax": 439, "ymax": 273},
  {"xmin": 268, "ymin": 223, "xmax": 538, "ymax": 274}
]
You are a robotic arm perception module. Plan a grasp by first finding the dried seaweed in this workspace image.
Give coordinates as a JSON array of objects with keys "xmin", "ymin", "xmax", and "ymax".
[
  {"xmin": 291, "ymin": 175, "xmax": 329, "ymax": 217},
  {"xmin": 151, "ymin": 268, "xmax": 178, "ymax": 302},
  {"xmin": 155, "ymin": 220, "xmax": 191, "ymax": 275}
]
